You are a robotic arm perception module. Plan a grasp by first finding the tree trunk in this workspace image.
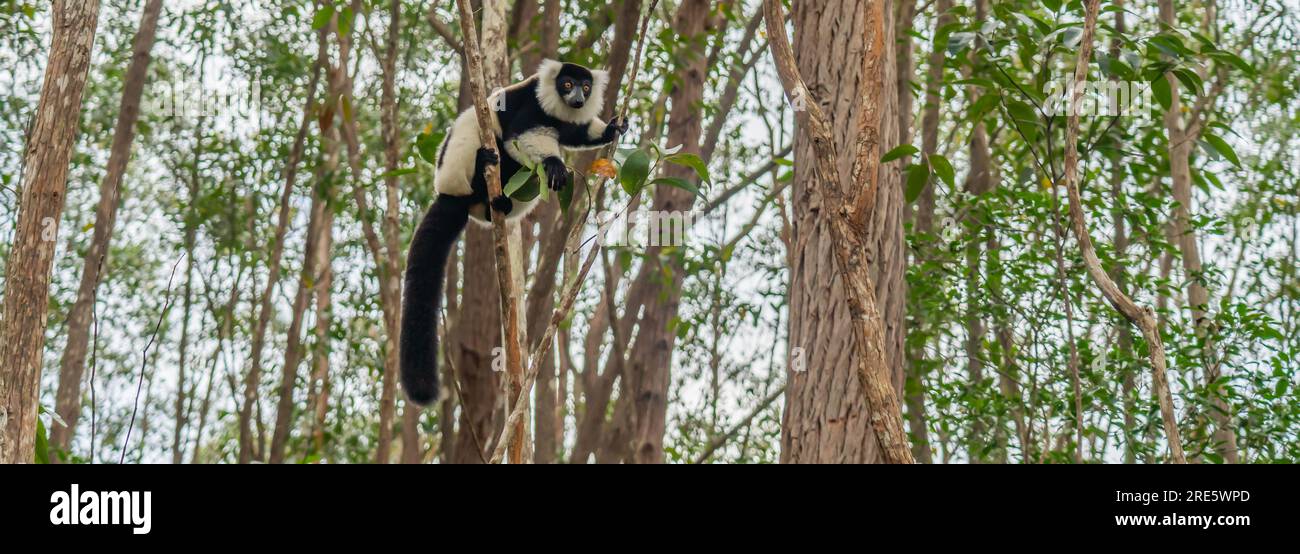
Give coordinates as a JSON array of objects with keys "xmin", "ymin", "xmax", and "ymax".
[
  {"xmin": 1108, "ymin": 0, "xmax": 1138, "ymax": 465},
  {"xmin": 0, "ymin": 0, "xmax": 101, "ymax": 465},
  {"xmin": 48, "ymin": 0, "xmax": 160, "ymax": 458},
  {"xmin": 776, "ymin": 0, "xmax": 909, "ymax": 464},
  {"xmin": 238, "ymin": 41, "xmax": 322, "ymax": 464},
  {"xmin": 618, "ymin": 0, "xmax": 711, "ymax": 464},
  {"xmin": 1158, "ymin": 0, "xmax": 1237, "ymax": 463},
  {"xmin": 902, "ymin": 0, "xmax": 951, "ymax": 464},
  {"xmin": 267, "ymin": 153, "xmax": 330, "ymax": 463},
  {"xmin": 376, "ymin": 0, "xmax": 409, "ymax": 464}
]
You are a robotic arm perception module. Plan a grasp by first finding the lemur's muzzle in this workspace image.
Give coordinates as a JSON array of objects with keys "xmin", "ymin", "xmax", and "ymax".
[{"xmin": 566, "ymin": 89, "xmax": 586, "ymax": 109}]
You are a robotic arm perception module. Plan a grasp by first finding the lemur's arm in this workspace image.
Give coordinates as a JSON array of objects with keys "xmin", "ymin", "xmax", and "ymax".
[{"xmin": 558, "ymin": 116, "xmax": 628, "ymax": 151}]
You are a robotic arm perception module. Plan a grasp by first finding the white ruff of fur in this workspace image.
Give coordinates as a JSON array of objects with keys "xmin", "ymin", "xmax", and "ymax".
[{"xmin": 536, "ymin": 59, "xmax": 608, "ymax": 124}]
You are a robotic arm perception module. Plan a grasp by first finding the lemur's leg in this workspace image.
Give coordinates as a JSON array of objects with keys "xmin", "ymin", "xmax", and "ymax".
[{"xmin": 471, "ymin": 147, "xmax": 514, "ymax": 220}]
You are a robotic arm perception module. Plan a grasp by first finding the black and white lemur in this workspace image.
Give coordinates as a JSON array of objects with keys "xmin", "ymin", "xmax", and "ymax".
[{"xmin": 401, "ymin": 59, "xmax": 628, "ymax": 405}]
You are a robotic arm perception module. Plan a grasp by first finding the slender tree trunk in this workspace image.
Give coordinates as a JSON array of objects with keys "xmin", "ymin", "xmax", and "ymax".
[
  {"xmin": 1158, "ymin": 0, "xmax": 1237, "ymax": 463},
  {"xmin": 0, "ymin": 0, "xmax": 101, "ymax": 465},
  {"xmin": 902, "ymin": 0, "xmax": 951, "ymax": 464},
  {"xmin": 961, "ymin": 0, "xmax": 993, "ymax": 463},
  {"xmin": 1108, "ymin": 0, "xmax": 1138, "ymax": 464},
  {"xmin": 375, "ymin": 0, "xmax": 409, "ymax": 464},
  {"xmin": 773, "ymin": 0, "xmax": 911, "ymax": 464},
  {"xmin": 49, "ymin": 0, "xmax": 160, "ymax": 458},
  {"xmin": 238, "ymin": 47, "xmax": 322, "ymax": 464},
  {"xmin": 619, "ymin": 0, "xmax": 711, "ymax": 464},
  {"xmin": 172, "ymin": 146, "xmax": 200, "ymax": 465}
]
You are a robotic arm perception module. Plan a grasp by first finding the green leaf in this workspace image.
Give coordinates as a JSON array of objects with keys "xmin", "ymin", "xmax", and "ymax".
[
  {"xmin": 1207, "ymin": 50, "xmax": 1255, "ymax": 76},
  {"xmin": 415, "ymin": 131, "xmax": 444, "ymax": 165},
  {"xmin": 929, "ymin": 154, "xmax": 955, "ymax": 188},
  {"xmin": 378, "ymin": 167, "xmax": 417, "ymax": 180},
  {"xmin": 312, "ymin": 5, "xmax": 335, "ymax": 30},
  {"xmin": 652, "ymin": 177, "xmax": 701, "ymax": 197},
  {"xmin": 664, "ymin": 152, "xmax": 710, "ymax": 182},
  {"xmin": 35, "ymin": 416, "xmax": 49, "ymax": 464},
  {"xmin": 881, "ymin": 144, "xmax": 919, "ymax": 163},
  {"xmin": 1151, "ymin": 76, "xmax": 1172, "ymax": 111},
  {"xmin": 904, "ymin": 162, "xmax": 931, "ymax": 203},
  {"xmin": 1172, "ymin": 67, "xmax": 1203, "ymax": 95},
  {"xmin": 620, "ymin": 149, "xmax": 652, "ymax": 195},
  {"xmin": 558, "ymin": 179, "xmax": 574, "ymax": 215},
  {"xmin": 1202, "ymin": 133, "xmax": 1241, "ymax": 167},
  {"xmin": 338, "ymin": 7, "xmax": 355, "ymax": 36},
  {"xmin": 504, "ymin": 167, "xmax": 535, "ymax": 197}
]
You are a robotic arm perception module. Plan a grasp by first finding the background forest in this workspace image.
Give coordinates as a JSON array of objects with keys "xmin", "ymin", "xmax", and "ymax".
[{"xmin": 1, "ymin": 0, "xmax": 1297, "ymax": 464}]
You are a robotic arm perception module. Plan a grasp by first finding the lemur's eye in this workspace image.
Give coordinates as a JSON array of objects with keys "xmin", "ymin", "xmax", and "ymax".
[
  {"xmin": 583, "ymin": 84, "xmax": 591, "ymax": 93},
  {"xmin": 563, "ymin": 81, "xmax": 573, "ymax": 90}
]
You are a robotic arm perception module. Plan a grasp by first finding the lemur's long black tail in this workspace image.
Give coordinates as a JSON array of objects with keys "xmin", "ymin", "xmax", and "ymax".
[{"xmin": 400, "ymin": 196, "xmax": 470, "ymax": 406}]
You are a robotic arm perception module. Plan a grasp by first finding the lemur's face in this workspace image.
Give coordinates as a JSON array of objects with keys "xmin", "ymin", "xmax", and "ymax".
[{"xmin": 555, "ymin": 65, "xmax": 595, "ymax": 109}]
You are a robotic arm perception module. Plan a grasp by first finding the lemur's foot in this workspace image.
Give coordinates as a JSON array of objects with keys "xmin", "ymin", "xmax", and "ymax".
[
  {"xmin": 542, "ymin": 157, "xmax": 570, "ymax": 191},
  {"xmin": 490, "ymin": 195, "xmax": 514, "ymax": 216},
  {"xmin": 477, "ymin": 147, "xmax": 499, "ymax": 167}
]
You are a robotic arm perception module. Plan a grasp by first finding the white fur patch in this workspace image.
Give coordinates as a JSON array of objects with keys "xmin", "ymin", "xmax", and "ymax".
[
  {"xmin": 505, "ymin": 128, "xmax": 561, "ymax": 166},
  {"xmin": 536, "ymin": 59, "xmax": 608, "ymax": 123},
  {"xmin": 434, "ymin": 107, "xmax": 504, "ymax": 196}
]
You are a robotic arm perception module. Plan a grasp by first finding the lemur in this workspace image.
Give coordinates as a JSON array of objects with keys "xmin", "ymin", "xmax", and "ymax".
[{"xmin": 401, "ymin": 59, "xmax": 628, "ymax": 405}]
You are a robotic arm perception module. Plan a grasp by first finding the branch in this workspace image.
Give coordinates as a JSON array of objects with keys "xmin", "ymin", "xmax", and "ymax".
[
  {"xmin": 691, "ymin": 384, "xmax": 786, "ymax": 464},
  {"xmin": 453, "ymin": 0, "xmax": 528, "ymax": 464},
  {"xmin": 1060, "ymin": 0, "xmax": 1185, "ymax": 463},
  {"xmin": 426, "ymin": 5, "xmax": 463, "ymax": 54}
]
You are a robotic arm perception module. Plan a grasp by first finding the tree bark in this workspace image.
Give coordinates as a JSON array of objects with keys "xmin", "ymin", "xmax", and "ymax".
[
  {"xmin": 49, "ymin": 0, "xmax": 161, "ymax": 458},
  {"xmin": 0, "ymin": 0, "xmax": 101, "ymax": 465},
  {"xmin": 771, "ymin": 0, "xmax": 912, "ymax": 464}
]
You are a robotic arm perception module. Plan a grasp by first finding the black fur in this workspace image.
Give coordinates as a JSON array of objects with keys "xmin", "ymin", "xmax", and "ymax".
[
  {"xmin": 400, "ymin": 147, "xmax": 497, "ymax": 405},
  {"xmin": 401, "ymin": 63, "xmax": 625, "ymax": 406}
]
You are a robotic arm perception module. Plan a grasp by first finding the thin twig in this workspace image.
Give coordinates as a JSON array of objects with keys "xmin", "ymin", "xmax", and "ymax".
[{"xmin": 120, "ymin": 254, "xmax": 186, "ymax": 464}]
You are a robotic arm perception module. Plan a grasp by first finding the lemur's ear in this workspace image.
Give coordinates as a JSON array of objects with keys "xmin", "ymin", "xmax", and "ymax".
[
  {"xmin": 591, "ymin": 69, "xmax": 611, "ymax": 92},
  {"xmin": 538, "ymin": 59, "xmax": 563, "ymax": 78}
]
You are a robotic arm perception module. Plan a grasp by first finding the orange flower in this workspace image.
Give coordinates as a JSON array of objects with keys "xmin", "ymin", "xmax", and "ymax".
[{"xmin": 589, "ymin": 158, "xmax": 618, "ymax": 179}]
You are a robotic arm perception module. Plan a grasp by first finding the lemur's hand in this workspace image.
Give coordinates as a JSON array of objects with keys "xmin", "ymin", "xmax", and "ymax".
[
  {"xmin": 606, "ymin": 116, "xmax": 630, "ymax": 139},
  {"xmin": 542, "ymin": 157, "xmax": 570, "ymax": 191},
  {"xmin": 477, "ymin": 147, "xmax": 499, "ymax": 167}
]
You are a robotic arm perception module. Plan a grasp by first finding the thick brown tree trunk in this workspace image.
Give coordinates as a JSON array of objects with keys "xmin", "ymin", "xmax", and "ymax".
[
  {"xmin": 0, "ymin": 0, "xmax": 101, "ymax": 465},
  {"xmin": 777, "ymin": 0, "xmax": 908, "ymax": 464},
  {"xmin": 49, "ymin": 0, "xmax": 160, "ymax": 458}
]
